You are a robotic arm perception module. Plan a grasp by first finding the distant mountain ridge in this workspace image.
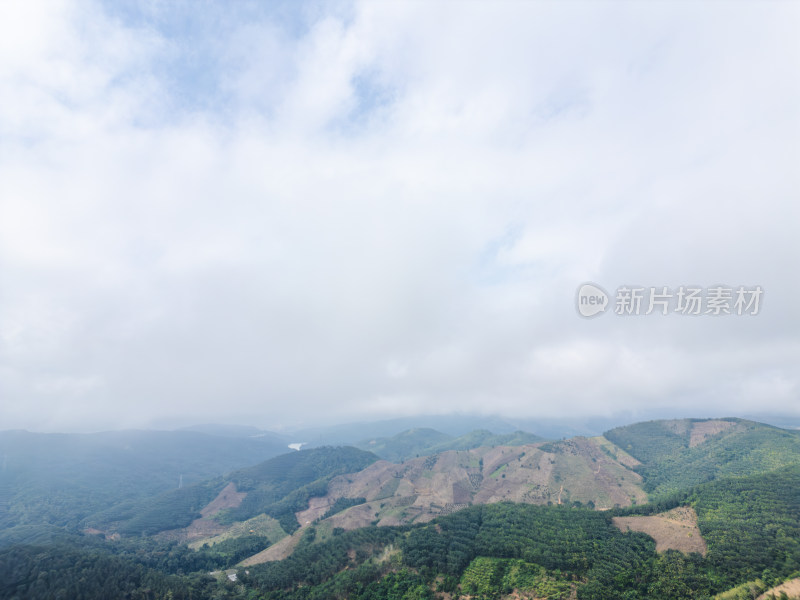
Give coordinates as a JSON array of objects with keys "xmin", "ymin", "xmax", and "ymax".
[
  {"xmin": 179, "ymin": 424, "xmax": 288, "ymax": 441},
  {"xmin": 0, "ymin": 428, "xmax": 291, "ymax": 546},
  {"xmin": 354, "ymin": 427, "xmax": 546, "ymax": 462}
]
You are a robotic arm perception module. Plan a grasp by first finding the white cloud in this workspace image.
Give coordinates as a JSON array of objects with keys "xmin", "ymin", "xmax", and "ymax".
[{"xmin": 0, "ymin": 1, "xmax": 798, "ymax": 432}]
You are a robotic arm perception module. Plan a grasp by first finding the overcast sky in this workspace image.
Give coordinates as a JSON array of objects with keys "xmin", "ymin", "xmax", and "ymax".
[{"xmin": 1, "ymin": 1, "xmax": 798, "ymax": 433}]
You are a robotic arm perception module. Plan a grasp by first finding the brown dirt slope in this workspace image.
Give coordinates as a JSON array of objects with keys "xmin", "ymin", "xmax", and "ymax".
[
  {"xmin": 201, "ymin": 482, "xmax": 246, "ymax": 517},
  {"xmin": 757, "ymin": 578, "xmax": 800, "ymax": 600},
  {"xmin": 689, "ymin": 420, "xmax": 738, "ymax": 447},
  {"xmin": 160, "ymin": 482, "xmax": 247, "ymax": 542},
  {"xmin": 613, "ymin": 506, "xmax": 707, "ymax": 555},
  {"xmin": 188, "ymin": 513, "xmax": 286, "ymax": 550},
  {"xmin": 239, "ymin": 528, "xmax": 305, "ymax": 566}
]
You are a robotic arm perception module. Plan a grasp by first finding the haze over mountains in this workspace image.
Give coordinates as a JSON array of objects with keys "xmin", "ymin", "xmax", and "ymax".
[{"xmin": 2, "ymin": 415, "xmax": 799, "ymax": 599}]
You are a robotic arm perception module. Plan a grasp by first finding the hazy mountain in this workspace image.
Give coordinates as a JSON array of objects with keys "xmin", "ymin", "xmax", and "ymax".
[
  {"xmin": 0, "ymin": 429, "xmax": 290, "ymax": 545},
  {"xmin": 289, "ymin": 414, "xmax": 524, "ymax": 446},
  {"xmin": 83, "ymin": 446, "xmax": 380, "ymax": 539},
  {"xmin": 179, "ymin": 424, "xmax": 288, "ymax": 441},
  {"xmin": 354, "ymin": 427, "xmax": 454, "ymax": 462},
  {"xmin": 355, "ymin": 428, "xmax": 547, "ymax": 462}
]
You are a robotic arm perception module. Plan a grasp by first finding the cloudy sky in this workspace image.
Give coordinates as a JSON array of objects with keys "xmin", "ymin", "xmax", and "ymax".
[{"xmin": 1, "ymin": 1, "xmax": 798, "ymax": 433}]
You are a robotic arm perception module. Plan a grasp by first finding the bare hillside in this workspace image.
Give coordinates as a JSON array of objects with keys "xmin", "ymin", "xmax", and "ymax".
[
  {"xmin": 613, "ymin": 506, "xmax": 707, "ymax": 555},
  {"xmin": 297, "ymin": 436, "xmax": 646, "ymax": 531}
]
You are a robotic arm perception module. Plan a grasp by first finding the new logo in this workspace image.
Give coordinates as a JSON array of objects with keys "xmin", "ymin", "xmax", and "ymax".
[{"xmin": 576, "ymin": 283, "xmax": 609, "ymax": 318}]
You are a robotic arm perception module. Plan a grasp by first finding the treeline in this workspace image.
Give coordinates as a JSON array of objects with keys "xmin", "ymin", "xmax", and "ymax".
[{"xmin": 322, "ymin": 496, "xmax": 368, "ymax": 520}]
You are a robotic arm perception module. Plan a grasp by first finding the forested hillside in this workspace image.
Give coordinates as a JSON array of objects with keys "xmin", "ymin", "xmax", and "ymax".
[
  {"xmin": 604, "ymin": 419, "xmax": 800, "ymax": 496},
  {"xmin": 221, "ymin": 446, "xmax": 379, "ymax": 532},
  {"xmin": 79, "ymin": 446, "xmax": 380, "ymax": 538}
]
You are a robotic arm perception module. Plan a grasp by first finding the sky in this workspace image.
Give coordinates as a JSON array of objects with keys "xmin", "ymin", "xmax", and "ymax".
[{"xmin": 0, "ymin": 1, "xmax": 798, "ymax": 433}]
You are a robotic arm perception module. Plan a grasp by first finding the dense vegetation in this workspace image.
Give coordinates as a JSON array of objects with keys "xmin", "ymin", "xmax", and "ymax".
[
  {"xmin": 91, "ymin": 479, "xmax": 228, "ymax": 536},
  {"xmin": 0, "ymin": 544, "xmax": 204, "ymax": 600},
  {"xmin": 691, "ymin": 465, "xmax": 800, "ymax": 587}
]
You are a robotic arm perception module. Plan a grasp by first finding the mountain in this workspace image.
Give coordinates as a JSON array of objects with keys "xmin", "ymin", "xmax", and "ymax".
[
  {"xmin": 298, "ymin": 436, "xmax": 644, "ymax": 534},
  {"xmin": 288, "ymin": 414, "xmax": 524, "ymax": 446},
  {"xmin": 84, "ymin": 445, "xmax": 380, "ymax": 540},
  {"xmin": 179, "ymin": 424, "xmax": 287, "ymax": 441},
  {"xmin": 222, "ymin": 446, "xmax": 379, "ymax": 532},
  {"xmin": 604, "ymin": 418, "xmax": 800, "ymax": 496},
  {"xmin": 0, "ymin": 429, "xmax": 291, "ymax": 546},
  {"xmin": 290, "ymin": 414, "xmax": 646, "ymax": 446},
  {"xmin": 228, "ymin": 462, "xmax": 800, "ymax": 599},
  {"xmin": 355, "ymin": 427, "xmax": 453, "ymax": 462},
  {"xmin": 354, "ymin": 427, "xmax": 546, "ymax": 462},
  {"xmin": 427, "ymin": 429, "xmax": 546, "ymax": 453}
]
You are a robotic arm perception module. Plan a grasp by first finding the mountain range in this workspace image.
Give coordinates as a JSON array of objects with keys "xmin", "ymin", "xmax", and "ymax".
[{"xmin": 1, "ymin": 416, "xmax": 799, "ymax": 600}]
